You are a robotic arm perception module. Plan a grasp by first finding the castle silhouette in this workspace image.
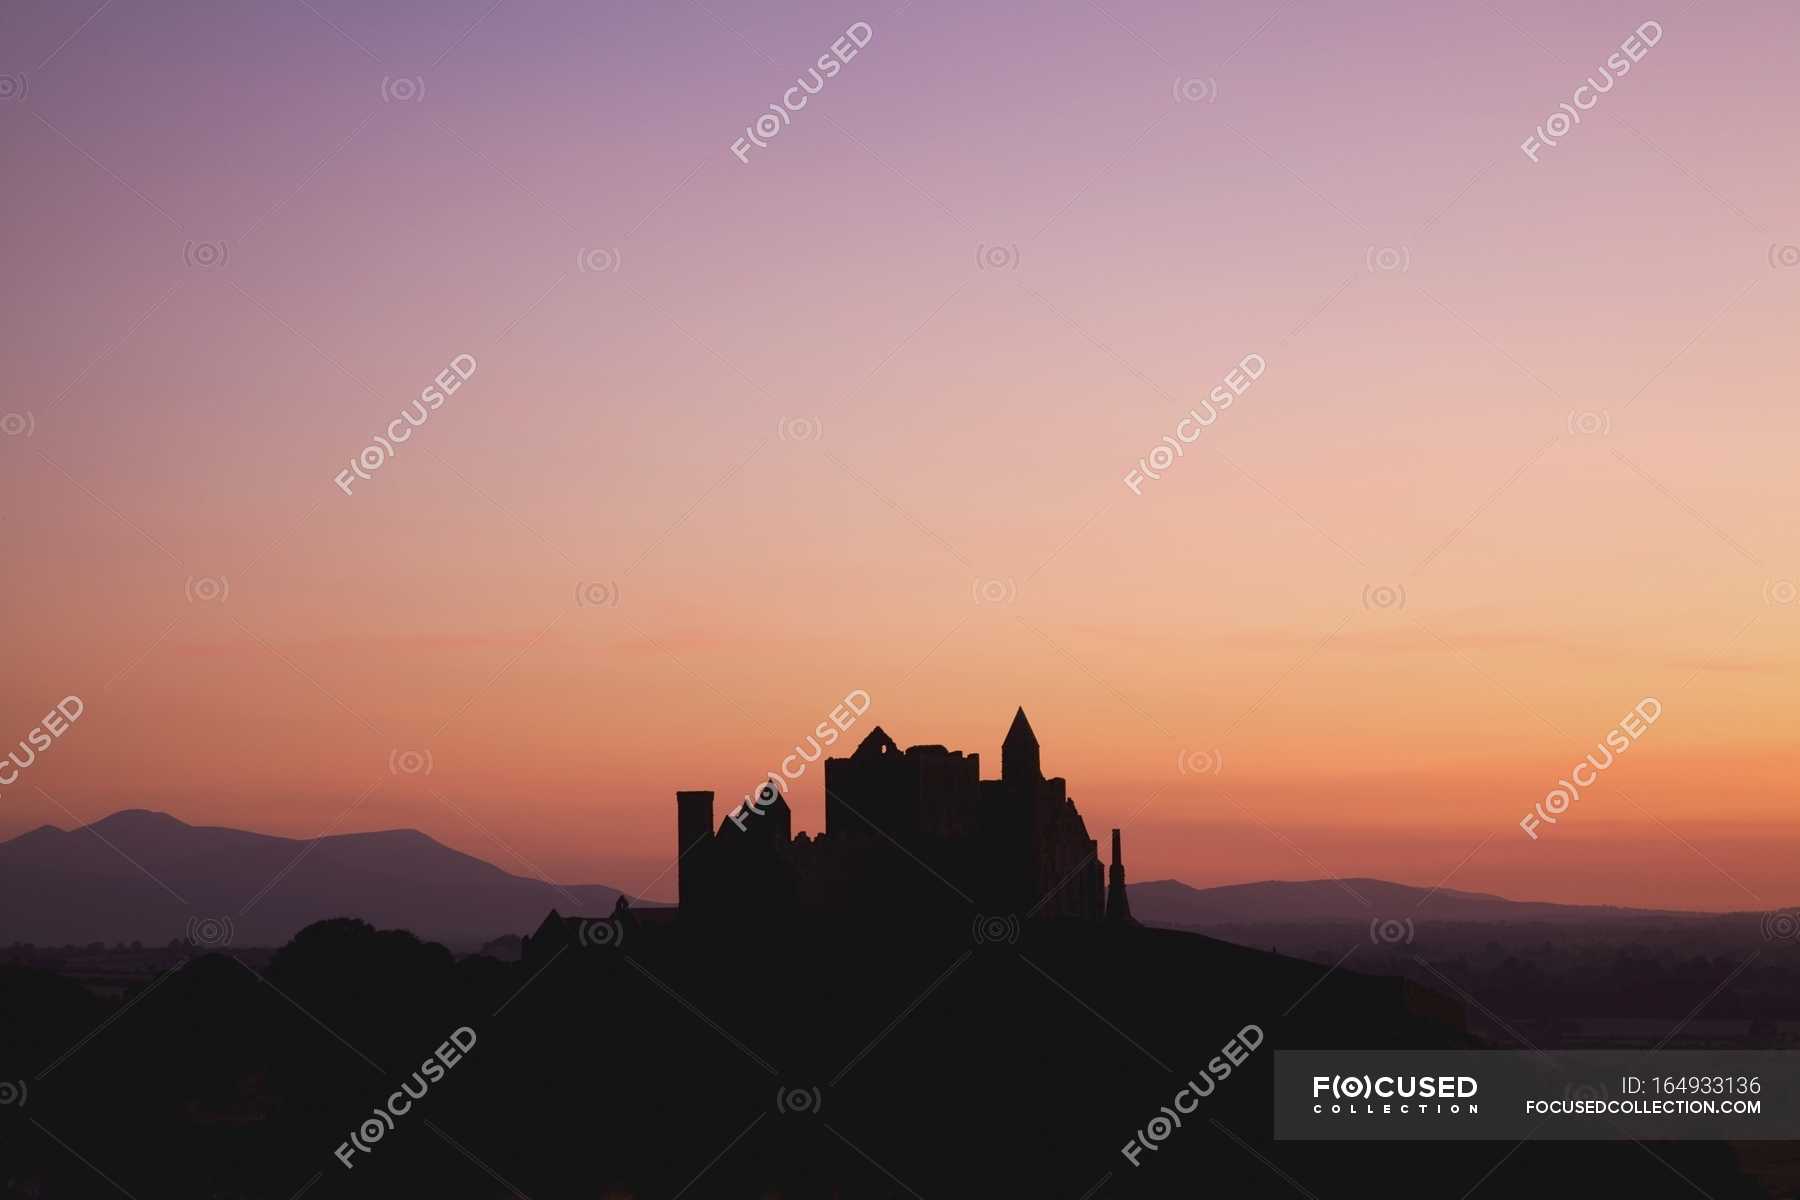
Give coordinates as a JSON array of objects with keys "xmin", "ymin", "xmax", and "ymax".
[{"xmin": 530, "ymin": 709, "xmax": 1132, "ymax": 954}]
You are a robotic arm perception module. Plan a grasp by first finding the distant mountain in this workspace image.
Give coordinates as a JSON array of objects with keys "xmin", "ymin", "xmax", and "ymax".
[
  {"xmin": 0, "ymin": 810, "xmax": 632, "ymax": 948},
  {"xmin": 3, "ymin": 812, "xmax": 1715, "ymax": 950},
  {"xmin": 1127, "ymin": 877, "xmax": 1702, "ymax": 928}
]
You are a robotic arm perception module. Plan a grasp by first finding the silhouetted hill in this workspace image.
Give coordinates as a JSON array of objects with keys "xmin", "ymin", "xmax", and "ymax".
[
  {"xmin": 0, "ymin": 810, "xmax": 631, "ymax": 948},
  {"xmin": 1129, "ymin": 876, "xmax": 1700, "ymax": 928},
  {"xmin": 1, "ymin": 913, "xmax": 1768, "ymax": 1198}
]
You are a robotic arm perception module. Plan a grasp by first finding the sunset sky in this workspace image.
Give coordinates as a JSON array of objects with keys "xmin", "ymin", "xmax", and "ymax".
[{"xmin": 3, "ymin": 0, "xmax": 1798, "ymax": 911}]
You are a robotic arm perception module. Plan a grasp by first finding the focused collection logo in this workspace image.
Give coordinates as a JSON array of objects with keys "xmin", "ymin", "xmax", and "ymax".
[{"xmin": 1311, "ymin": 1073, "xmax": 1479, "ymax": 1117}]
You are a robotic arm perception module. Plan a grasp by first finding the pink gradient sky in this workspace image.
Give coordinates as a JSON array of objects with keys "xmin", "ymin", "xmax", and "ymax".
[{"xmin": 3, "ymin": 0, "xmax": 1799, "ymax": 910}]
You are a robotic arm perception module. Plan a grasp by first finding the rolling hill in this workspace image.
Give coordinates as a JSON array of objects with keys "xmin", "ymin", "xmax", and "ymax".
[
  {"xmin": 1127, "ymin": 876, "xmax": 1701, "ymax": 928},
  {"xmin": 0, "ymin": 809, "xmax": 630, "ymax": 947}
]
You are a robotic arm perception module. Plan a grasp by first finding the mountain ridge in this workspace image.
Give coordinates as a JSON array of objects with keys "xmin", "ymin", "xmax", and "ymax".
[
  {"xmin": 2, "ymin": 811, "xmax": 1740, "ymax": 947},
  {"xmin": 1129, "ymin": 875, "xmax": 1710, "ymax": 927},
  {"xmin": 0, "ymin": 809, "xmax": 633, "ymax": 948}
]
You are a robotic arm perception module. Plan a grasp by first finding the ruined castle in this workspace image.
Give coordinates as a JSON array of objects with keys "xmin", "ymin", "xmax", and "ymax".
[{"xmin": 672, "ymin": 708, "xmax": 1132, "ymax": 923}]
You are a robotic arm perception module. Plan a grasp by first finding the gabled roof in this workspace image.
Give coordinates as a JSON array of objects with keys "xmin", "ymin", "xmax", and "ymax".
[{"xmin": 852, "ymin": 726, "xmax": 900, "ymax": 758}]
